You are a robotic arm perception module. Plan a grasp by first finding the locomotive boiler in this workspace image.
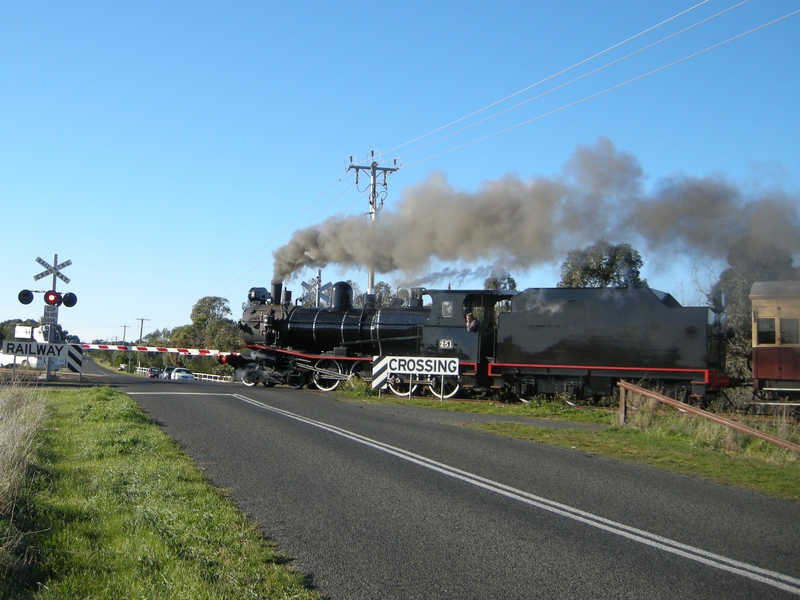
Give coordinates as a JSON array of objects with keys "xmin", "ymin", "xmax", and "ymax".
[{"xmin": 224, "ymin": 279, "xmax": 732, "ymax": 402}]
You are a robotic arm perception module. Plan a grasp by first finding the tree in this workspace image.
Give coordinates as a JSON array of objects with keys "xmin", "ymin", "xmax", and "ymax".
[
  {"xmin": 484, "ymin": 272, "xmax": 518, "ymax": 317},
  {"xmin": 171, "ymin": 297, "xmax": 244, "ymax": 374},
  {"xmin": 0, "ymin": 319, "xmax": 38, "ymax": 342},
  {"xmin": 373, "ymin": 281, "xmax": 394, "ymax": 307},
  {"xmin": 711, "ymin": 237, "xmax": 799, "ymax": 377},
  {"xmin": 558, "ymin": 240, "xmax": 647, "ymax": 288},
  {"xmin": 484, "ymin": 272, "xmax": 517, "ymax": 292},
  {"xmin": 346, "ymin": 280, "xmax": 364, "ymax": 308},
  {"xmin": 190, "ymin": 296, "xmax": 232, "ymax": 328}
]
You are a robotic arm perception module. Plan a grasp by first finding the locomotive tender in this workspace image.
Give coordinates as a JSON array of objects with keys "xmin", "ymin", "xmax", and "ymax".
[{"xmin": 224, "ymin": 279, "xmax": 737, "ymax": 402}]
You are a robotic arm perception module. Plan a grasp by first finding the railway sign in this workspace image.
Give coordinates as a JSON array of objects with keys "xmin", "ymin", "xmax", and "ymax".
[
  {"xmin": 34, "ymin": 256, "xmax": 72, "ymax": 283},
  {"xmin": 1, "ymin": 341, "xmax": 83, "ymax": 373}
]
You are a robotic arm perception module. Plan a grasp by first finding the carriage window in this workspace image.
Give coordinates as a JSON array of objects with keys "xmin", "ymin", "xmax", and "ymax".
[
  {"xmin": 441, "ymin": 301, "xmax": 454, "ymax": 318},
  {"xmin": 780, "ymin": 318, "xmax": 799, "ymax": 345},
  {"xmin": 757, "ymin": 318, "xmax": 776, "ymax": 345}
]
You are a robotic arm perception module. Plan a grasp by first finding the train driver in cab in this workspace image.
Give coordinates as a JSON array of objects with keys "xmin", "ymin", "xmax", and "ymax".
[{"xmin": 466, "ymin": 312, "xmax": 481, "ymax": 333}]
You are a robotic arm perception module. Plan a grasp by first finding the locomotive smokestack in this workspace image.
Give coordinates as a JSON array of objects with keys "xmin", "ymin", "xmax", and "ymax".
[{"xmin": 271, "ymin": 282, "xmax": 282, "ymax": 304}]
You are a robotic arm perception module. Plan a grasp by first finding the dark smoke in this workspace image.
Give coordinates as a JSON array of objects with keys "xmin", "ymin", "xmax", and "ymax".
[
  {"xmin": 399, "ymin": 265, "xmax": 498, "ymax": 289},
  {"xmin": 273, "ymin": 137, "xmax": 799, "ymax": 283}
]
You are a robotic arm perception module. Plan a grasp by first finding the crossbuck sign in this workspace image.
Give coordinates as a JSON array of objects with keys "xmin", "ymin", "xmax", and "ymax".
[{"xmin": 34, "ymin": 256, "xmax": 72, "ymax": 283}]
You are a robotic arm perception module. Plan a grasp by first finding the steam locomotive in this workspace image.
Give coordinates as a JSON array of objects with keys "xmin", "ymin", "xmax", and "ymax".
[{"xmin": 220, "ymin": 278, "xmax": 791, "ymax": 403}]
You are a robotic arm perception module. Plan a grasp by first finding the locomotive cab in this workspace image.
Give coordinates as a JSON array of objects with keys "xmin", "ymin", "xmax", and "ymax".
[{"xmin": 419, "ymin": 289, "xmax": 516, "ymax": 389}]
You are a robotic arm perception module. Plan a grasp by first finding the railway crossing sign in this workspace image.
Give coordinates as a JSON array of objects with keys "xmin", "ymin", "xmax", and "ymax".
[
  {"xmin": 300, "ymin": 269, "xmax": 332, "ymax": 307},
  {"xmin": 18, "ymin": 254, "xmax": 77, "ymax": 381},
  {"xmin": 34, "ymin": 256, "xmax": 72, "ymax": 283}
]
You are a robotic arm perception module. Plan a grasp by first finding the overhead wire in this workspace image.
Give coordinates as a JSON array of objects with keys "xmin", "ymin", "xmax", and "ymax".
[
  {"xmin": 382, "ymin": 0, "xmax": 715, "ymax": 157},
  {"xmin": 403, "ymin": 8, "xmax": 800, "ymax": 169},
  {"xmin": 398, "ymin": 0, "xmax": 751, "ymax": 162}
]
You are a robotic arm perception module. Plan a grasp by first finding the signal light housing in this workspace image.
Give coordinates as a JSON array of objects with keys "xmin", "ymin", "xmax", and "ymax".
[
  {"xmin": 44, "ymin": 290, "xmax": 63, "ymax": 306},
  {"xmin": 18, "ymin": 289, "xmax": 34, "ymax": 305},
  {"xmin": 62, "ymin": 292, "xmax": 78, "ymax": 308}
]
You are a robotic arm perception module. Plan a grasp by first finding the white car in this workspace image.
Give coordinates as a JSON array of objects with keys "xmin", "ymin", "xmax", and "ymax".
[{"xmin": 171, "ymin": 368, "xmax": 195, "ymax": 381}]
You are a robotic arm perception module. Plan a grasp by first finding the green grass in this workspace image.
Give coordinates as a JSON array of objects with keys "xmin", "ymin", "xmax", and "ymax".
[
  {"xmin": 336, "ymin": 378, "xmax": 613, "ymax": 423},
  {"xmin": 2, "ymin": 386, "xmax": 320, "ymax": 599}
]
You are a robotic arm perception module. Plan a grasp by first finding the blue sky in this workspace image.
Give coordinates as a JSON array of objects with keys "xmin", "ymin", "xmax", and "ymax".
[{"xmin": 1, "ymin": 1, "xmax": 798, "ymax": 343}]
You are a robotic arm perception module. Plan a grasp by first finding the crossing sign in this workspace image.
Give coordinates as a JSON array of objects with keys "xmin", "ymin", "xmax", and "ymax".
[{"xmin": 33, "ymin": 256, "xmax": 72, "ymax": 283}]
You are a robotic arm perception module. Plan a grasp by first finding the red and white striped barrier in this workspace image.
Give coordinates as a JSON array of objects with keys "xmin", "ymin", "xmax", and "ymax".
[{"xmin": 81, "ymin": 344, "xmax": 226, "ymax": 356}]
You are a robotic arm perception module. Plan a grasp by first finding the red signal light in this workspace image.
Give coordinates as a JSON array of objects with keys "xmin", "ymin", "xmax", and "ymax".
[{"xmin": 44, "ymin": 290, "xmax": 63, "ymax": 306}]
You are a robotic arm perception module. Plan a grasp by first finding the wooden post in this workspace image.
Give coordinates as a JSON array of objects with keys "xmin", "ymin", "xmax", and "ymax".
[{"xmin": 619, "ymin": 385, "xmax": 627, "ymax": 425}]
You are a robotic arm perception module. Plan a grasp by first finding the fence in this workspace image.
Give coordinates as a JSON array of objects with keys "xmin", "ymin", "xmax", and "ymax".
[
  {"xmin": 135, "ymin": 367, "xmax": 233, "ymax": 383},
  {"xmin": 617, "ymin": 380, "xmax": 800, "ymax": 454}
]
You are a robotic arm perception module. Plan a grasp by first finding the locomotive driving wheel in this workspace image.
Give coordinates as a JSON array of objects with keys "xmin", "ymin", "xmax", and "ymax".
[
  {"xmin": 348, "ymin": 361, "xmax": 367, "ymax": 380},
  {"xmin": 241, "ymin": 363, "xmax": 259, "ymax": 387},
  {"xmin": 312, "ymin": 359, "xmax": 342, "ymax": 392},
  {"xmin": 430, "ymin": 376, "xmax": 460, "ymax": 399},
  {"xmin": 387, "ymin": 374, "xmax": 419, "ymax": 397},
  {"xmin": 287, "ymin": 370, "xmax": 306, "ymax": 389}
]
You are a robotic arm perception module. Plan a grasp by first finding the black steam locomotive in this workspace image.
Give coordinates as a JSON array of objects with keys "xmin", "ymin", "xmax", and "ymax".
[{"xmin": 223, "ymin": 280, "xmax": 735, "ymax": 402}]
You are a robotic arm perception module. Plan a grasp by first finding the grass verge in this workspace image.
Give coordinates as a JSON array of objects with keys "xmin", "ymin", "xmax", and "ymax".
[
  {"xmin": 2, "ymin": 385, "xmax": 320, "ymax": 599},
  {"xmin": 336, "ymin": 378, "xmax": 613, "ymax": 424}
]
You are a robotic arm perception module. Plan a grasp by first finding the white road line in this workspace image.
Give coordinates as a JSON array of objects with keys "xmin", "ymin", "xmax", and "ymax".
[{"xmin": 228, "ymin": 392, "xmax": 800, "ymax": 595}]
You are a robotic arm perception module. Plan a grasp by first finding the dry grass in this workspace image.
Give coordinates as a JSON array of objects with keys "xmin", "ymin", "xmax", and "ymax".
[
  {"xmin": 623, "ymin": 390, "xmax": 800, "ymax": 464},
  {"xmin": 0, "ymin": 379, "xmax": 47, "ymax": 576}
]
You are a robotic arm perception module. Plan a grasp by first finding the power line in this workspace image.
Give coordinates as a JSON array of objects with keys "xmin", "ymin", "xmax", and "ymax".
[
  {"xmin": 398, "ymin": 0, "xmax": 751, "ymax": 162},
  {"xmin": 404, "ymin": 8, "xmax": 800, "ymax": 168},
  {"xmin": 383, "ymin": 0, "xmax": 716, "ymax": 158}
]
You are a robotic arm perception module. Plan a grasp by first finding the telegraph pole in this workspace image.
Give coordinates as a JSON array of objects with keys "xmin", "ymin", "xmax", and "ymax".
[
  {"xmin": 136, "ymin": 318, "xmax": 150, "ymax": 345},
  {"xmin": 347, "ymin": 150, "xmax": 400, "ymax": 293},
  {"xmin": 135, "ymin": 318, "xmax": 149, "ymax": 368}
]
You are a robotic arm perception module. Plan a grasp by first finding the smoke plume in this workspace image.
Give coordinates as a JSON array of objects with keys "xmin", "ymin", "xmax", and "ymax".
[{"xmin": 272, "ymin": 137, "xmax": 799, "ymax": 283}]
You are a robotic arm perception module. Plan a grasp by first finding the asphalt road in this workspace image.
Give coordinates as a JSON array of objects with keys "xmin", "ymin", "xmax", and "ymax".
[{"xmin": 114, "ymin": 374, "xmax": 800, "ymax": 599}]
